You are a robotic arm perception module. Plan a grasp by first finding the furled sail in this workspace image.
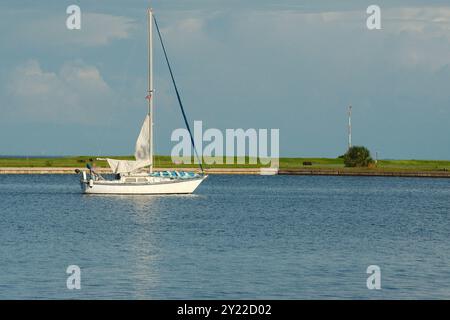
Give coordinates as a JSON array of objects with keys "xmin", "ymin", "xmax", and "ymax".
[
  {"xmin": 135, "ymin": 114, "xmax": 151, "ymax": 162},
  {"xmin": 105, "ymin": 158, "xmax": 151, "ymax": 174}
]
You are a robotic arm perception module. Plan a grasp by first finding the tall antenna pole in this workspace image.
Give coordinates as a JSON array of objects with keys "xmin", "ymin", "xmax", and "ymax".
[
  {"xmin": 348, "ymin": 105, "xmax": 352, "ymax": 149},
  {"xmin": 147, "ymin": 8, "xmax": 154, "ymax": 173}
]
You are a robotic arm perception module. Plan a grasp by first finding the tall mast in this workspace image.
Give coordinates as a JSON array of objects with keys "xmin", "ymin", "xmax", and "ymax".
[
  {"xmin": 348, "ymin": 105, "xmax": 352, "ymax": 150},
  {"xmin": 147, "ymin": 8, "xmax": 154, "ymax": 173}
]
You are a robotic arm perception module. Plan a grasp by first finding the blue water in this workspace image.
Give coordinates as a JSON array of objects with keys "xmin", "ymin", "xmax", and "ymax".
[{"xmin": 0, "ymin": 174, "xmax": 449, "ymax": 299}]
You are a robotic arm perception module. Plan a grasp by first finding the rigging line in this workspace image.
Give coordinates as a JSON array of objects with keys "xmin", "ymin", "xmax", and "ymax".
[{"xmin": 153, "ymin": 15, "xmax": 204, "ymax": 173}]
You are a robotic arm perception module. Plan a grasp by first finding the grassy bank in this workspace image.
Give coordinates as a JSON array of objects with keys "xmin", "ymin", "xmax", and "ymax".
[{"xmin": 1, "ymin": 156, "xmax": 450, "ymax": 172}]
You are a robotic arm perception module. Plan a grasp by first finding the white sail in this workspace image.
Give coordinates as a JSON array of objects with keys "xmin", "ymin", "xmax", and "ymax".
[
  {"xmin": 101, "ymin": 114, "xmax": 151, "ymax": 174},
  {"xmin": 105, "ymin": 158, "xmax": 151, "ymax": 174},
  {"xmin": 135, "ymin": 114, "xmax": 151, "ymax": 162}
]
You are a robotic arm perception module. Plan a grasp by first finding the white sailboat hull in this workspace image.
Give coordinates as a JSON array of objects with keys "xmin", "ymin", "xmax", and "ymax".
[{"xmin": 81, "ymin": 176, "xmax": 207, "ymax": 195}]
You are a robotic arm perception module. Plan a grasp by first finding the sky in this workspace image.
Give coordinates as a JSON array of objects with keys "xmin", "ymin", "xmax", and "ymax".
[{"xmin": 1, "ymin": 0, "xmax": 450, "ymax": 159}]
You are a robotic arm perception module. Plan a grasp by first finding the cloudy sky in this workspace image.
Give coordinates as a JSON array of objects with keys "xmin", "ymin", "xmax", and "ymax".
[{"xmin": 1, "ymin": 0, "xmax": 450, "ymax": 159}]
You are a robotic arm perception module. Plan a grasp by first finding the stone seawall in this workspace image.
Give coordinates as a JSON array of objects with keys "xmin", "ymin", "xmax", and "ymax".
[{"xmin": 1, "ymin": 167, "xmax": 450, "ymax": 178}]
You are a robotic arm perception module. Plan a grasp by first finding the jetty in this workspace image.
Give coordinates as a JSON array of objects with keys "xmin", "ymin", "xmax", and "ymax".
[
  {"xmin": 0, "ymin": 167, "xmax": 261, "ymax": 175},
  {"xmin": 1, "ymin": 167, "xmax": 450, "ymax": 178}
]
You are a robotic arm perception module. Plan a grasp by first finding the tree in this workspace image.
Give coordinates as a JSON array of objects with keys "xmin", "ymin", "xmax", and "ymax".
[{"xmin": 344, "ymin": 146, "xmax": 374, "ymax": 167}]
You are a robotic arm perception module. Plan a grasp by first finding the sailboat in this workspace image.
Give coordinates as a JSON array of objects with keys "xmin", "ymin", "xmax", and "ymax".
[{"xmin": 77, "ymin": 8, "xmax": 207, "ymax": 194}]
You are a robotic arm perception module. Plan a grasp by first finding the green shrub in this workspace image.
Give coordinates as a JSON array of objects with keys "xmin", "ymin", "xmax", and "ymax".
[{"xmin": 344, "ymin": 146, "xmax": 374, "ymax": 167}]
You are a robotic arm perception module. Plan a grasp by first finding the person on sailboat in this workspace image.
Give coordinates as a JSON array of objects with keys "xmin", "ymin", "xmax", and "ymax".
[{"xmin": 87, "ymin": 161, "xmax": 103, "ymax": 180}]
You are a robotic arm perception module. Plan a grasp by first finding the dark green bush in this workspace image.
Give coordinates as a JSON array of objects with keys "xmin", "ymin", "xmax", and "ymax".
[{"xmin": 344, "ymin": 146, "xmax": 374, "ymax": 167}]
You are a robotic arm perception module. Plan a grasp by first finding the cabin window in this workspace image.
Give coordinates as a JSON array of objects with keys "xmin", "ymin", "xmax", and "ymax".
[
  {"xmin": 125, "ymin": 178, "xmax": 136, "ymax": 183},
  {"xmin": 137, "ymin": 178, "xmax": 147, "ymax": 182}
]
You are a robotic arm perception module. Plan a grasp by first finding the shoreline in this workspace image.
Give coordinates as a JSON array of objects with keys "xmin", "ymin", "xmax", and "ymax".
[{"xmin": 1, "ymin": 167, "xmax": 450, "ymax": 178}]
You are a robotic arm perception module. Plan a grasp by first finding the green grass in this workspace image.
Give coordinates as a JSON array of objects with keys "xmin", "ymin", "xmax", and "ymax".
[
  {"xmin": 280, "ymin": 158, "xmax": 450, "ymax": 172},
  {"xmin": 0, "ymin": 156, "xmax": 276, "ymax": 169},
  {"xmin": 1, "ymin": 156, "xmax": 450, "ymax": 172}
]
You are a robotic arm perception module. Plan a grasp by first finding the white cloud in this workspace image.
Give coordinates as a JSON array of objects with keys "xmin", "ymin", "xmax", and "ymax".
[
  {"xmin": 159, "ymin": 16, "xmax": 208, "ymax": 48},
  {"xmin": 174, "ymin": 17, "xmax": 204, "ymax": 34},
  {"xmin": 234, "ymin": 6, "xmax": 450, "ymax": 70},
  {"xmin": 7, "ymin": 60, "xmax": 114, "ymax": 124},
  {"xmin": 13, "ymin": 12, "xmax": 137, "ymax": 47},
  {"xmin": 70, "ymin": 13, "xmax": 137, "ymax": 46}
]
